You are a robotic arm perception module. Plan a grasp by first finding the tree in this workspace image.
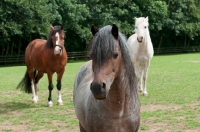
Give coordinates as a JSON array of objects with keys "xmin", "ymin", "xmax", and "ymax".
[
  {"xmin": 55, "ymin": 0, "xmax": 90, "ymax": 51},
  {"xmin": 0, "ymin": 0, "xmax": 58, "ymax": 55}
]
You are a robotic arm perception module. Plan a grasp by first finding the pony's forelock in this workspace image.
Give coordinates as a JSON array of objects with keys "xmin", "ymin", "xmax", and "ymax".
[
  {"xmin": 135, "ymin": 17, "xmax": 149, "ymax": 27},
  {"xmin": 89, "ymin": 25, "xmax": 115, "ymax": 66},
  {"xmin": 46, "ymin": 26, "xmax": 65, "ymax": 48}
]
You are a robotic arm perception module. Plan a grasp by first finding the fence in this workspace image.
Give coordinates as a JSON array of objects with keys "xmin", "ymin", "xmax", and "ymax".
[
  {"xmin": 0, "ymin": 46, "xmax": 200, "ymax": 66},
  {"xmin": 154, "ymin": 46, "xmax": 200, "ymax": 54},
  {"xmin": 0, "ymin": 51, "xmax": 89, "ymax": 66}
]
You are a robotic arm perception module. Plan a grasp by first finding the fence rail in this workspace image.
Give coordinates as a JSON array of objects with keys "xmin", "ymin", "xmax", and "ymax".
[
  {"xmin": 0, "ymin": 51, "xmax": 89, "ymax": 66},
  {"xmin": 154, "ymin": 46, "xmax": 200, "ymax": 54},
  {"xmin": 0, "ymin": 46, "xmax": 200, "ymax": 65}
]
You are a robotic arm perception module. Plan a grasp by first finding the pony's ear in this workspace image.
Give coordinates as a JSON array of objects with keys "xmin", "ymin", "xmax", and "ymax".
[
  {"xmin": 134, "ymin": 17, "xmax": 137, "ymax": 20},
  {"xmin": 91, "ymin": 24, "xmax": 98, "ymax": 36},
  {"xmin": 146, "ymin": 16, "xmax": 149, "ymax": 22},
  {"xmin": 50, "ymin": 25, "xmax": 54, "ymax": 31},
  {"xmin": 60, "ymin": 25, "xmax": 64, "ymax": 30},
  {"xmin": 111, "ymin": 24, "xmax": 118, "ymax": 39}
]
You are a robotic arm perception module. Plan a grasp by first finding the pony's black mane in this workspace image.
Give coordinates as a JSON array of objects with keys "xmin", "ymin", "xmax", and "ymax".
[
  {"xmin": 46, "ymin": 26, "xmax": 65, "ymax": 48},
  {"xmin": 88, "ymin": 25, "xmax": 138, "ymax": 99}
]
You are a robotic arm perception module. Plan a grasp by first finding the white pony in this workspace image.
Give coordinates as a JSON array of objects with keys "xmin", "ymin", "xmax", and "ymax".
[{"xmin": 127, "ymin": 16, "xmax": 154, "ymax": 96}]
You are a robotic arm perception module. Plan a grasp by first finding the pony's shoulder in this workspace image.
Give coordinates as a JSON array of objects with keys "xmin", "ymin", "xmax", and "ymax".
[
  {"xmin": 127, "ymin": 34, "xmax": 137, "ymax": 44},
  {"xmin": 128, "ymin": 33, "xmax": 137, "ymax": 40},
  {"xmin": 28, "ymin": 39, "xmax": 46, "ymax": 47},
  {"xmin": 74, "ymin": 60, "xmax": 93, "ymax": 93},
  {"xmin": 31, "ymin": 39, "xmax": 46, "ymax": 43},
  {"xmin": 75, "ymin": 60, "xmax": 92, "ymax": 82}
]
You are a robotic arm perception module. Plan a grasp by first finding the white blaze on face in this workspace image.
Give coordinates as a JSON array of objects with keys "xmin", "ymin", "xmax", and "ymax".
[{"xmin": 54, "ymin": 32, "xmax": 61, "ymax": 55}]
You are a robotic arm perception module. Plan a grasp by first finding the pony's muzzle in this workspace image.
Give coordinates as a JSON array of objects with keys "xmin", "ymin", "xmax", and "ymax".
[
  {"xmin": 54, "ymin": 45, "xmax": 63, "ymax": 55},
  {"xmin": 90, "ymin": 82, "xmax": 106, "ymax": 100},
  {"xmin": 137, "ymin": 36, "xmax": 143, "ymax": 43}
]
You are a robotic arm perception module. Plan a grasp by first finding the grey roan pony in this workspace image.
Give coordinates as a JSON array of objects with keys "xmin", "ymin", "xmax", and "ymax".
[{"xmin": 73, "ymin": 24, "xmax": 140, "ymax": 132}]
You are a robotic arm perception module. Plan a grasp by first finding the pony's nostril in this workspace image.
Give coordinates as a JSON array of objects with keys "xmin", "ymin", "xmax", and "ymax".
[
  {"xmin": 102, "ymin": 83, "xmax": 106, "ymax": 89},
  {"xmin": 90, "ymin": 83, "xmax": 93, "ymax": 91},
  {"xmin": 141, "ymin": 37, "xmax": 143, "ymax": 39}
]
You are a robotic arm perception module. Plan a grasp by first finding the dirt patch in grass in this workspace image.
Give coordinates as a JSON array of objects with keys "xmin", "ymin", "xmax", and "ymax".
[
  {"xmin": 141, "ymin": 104, "xmax": 181, "ymax": 112},
  {"xmin": 0, "ymin": 121, "xmax": 28, "ymax": 132},
  {"xmin": 139, "ymin": 102, "xmax": 200, "ymax": 132}
]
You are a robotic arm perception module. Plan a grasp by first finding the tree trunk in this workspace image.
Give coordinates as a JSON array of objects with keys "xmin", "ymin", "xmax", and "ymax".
[
  {"xmin": 187, "ymin": 39, "xmax": 190, "ymax": 47},
  {"xmin": 11, "ymin": 40, "xmax": 14, "ymax": 55},
  {"xmin": 184, "ymin": 34, "xmax": 187, "ymax": 47},
  {"xmin": 17, "ymin": 37, "xmax": 22, "ymax": 55},
  {"xmin": 1, "ymin": 45, "xmax": 5, "ymax": 55},
  {"xmin": 6, "ymin": 43, "xmax": 10, "ymax": 55},
  {"xmin": 158, "ymin": 34, "xmax": 163, "ymax": 54}
]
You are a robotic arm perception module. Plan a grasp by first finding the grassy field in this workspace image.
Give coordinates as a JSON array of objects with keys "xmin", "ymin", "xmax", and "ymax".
[{"xmin": 0, "ymin": 53, "xmax": 200, "ymax": 132}]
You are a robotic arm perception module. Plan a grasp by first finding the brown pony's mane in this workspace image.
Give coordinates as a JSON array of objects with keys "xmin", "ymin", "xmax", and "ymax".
[
  {"xmin": 46, "ymin": 26, "xmax": 65, "ymax": 48},
  {"xmin": 88, "ymin": 25, "xmax": 138, "ymax": 98}
]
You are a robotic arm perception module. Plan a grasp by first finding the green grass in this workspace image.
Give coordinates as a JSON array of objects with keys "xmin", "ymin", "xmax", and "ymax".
[
  {"xmin": 139, "ymin": 53, "xmax": 200, "ymax": 131},
  {"xmin": 0, "ymin": 53, "xmax": 200, "ymax": 131},
  {"xmin": 0, "ymin": 60, "xmax": 86, "ymax": 132}
]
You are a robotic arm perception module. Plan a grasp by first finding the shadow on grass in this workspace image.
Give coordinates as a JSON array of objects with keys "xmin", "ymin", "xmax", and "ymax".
[{"xmin": 0, "ymin": 101, "xmax": 39, "ymax": 114}]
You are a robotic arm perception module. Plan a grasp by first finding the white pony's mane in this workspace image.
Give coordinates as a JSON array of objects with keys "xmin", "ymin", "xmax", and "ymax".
[{"xmin": 135, "ymin": 17, "xmax": 149, "ymax": 26}]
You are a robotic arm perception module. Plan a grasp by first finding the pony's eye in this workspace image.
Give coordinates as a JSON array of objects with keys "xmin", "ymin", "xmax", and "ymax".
[
  {"xmin": 113, "ymin": 52, "xmax": 118, "ymax": 59},
  {"xmin": 144, "ymin": 26, "xmax": 147, "ymax": 28},
  {"xmin": 135, "ymin": 27, "xmax": 137, "ymax": 29}
]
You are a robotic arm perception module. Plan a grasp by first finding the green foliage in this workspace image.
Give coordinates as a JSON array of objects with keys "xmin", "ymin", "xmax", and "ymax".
[
  {"xmin": 55, "ymin": 0, "xmax": 90, "ymax": 51},
  {"xmin": 0, "ymin": 0, "xmax": 200, "ymax": 54},
  {"xmin": 165, "ymin": 0, "xmax": 200, "ymax": 39}
]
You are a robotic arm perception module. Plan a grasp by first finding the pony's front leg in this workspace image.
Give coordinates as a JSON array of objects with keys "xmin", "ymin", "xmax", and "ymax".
[
  {"xmin": 48, "ymin": 81, "xmax": 54, "ymax": 107},
  {"xmin": 137, "ymin": 67, "xmax": 143, "ymax": 93},
  {"xmin": 134, "ymin": 63, "xmax": 143, "ymax": 93},
  {"xmin": 56, "ymin": 72, "xmax": 64, "ymax": 105},
  {"xmin": 47, "ymin": 73, "xmax": 54, "ymax": 107},
  {"xmin": 143, "ymin": 61, "xmax": 150, "ymax": 96},
  {"xmin": 57, "ymin": 80, "xmax": 63, "ymax": 105}
]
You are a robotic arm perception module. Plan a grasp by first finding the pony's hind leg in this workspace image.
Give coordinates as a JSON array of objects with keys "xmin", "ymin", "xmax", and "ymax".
[
  {"xmin": 34, "ymin": 71, "xmax": 44, "ymax": 102},
  {"xmin": 27, "ymin": 69, "xmax": 38, "ymax": 103},
  {"xmin": 31, "ymin": 80, "xmax": 38, "ymax": 103}
]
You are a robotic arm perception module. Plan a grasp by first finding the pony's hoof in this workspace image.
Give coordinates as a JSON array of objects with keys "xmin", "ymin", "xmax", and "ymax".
[
  {"xmin": 32, "ymin": 100, "xmax": 38, "ymax": 103},
  {"xmin": 143, "ymin": 92, "xmax": 148, "ymax": 96},
  {"xmin": 32, "ymin": 96, "xmax": 38, "ymax": 103},
  {"xmin": 57, "ymin": 102, "xmax": 64, "ymax": 105},
  {"xmin": 139, "ymin": 89, "xmax": 143, "ymax": 93},
  {"xmin": 47, "ymin": 102, "xmax": 53, "ymax": 107}
]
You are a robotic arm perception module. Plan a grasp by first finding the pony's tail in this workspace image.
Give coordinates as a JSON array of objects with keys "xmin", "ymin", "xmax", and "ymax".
[{"xmin": 16, "ymin": 70, "xmax": 36, "ymax": 94}]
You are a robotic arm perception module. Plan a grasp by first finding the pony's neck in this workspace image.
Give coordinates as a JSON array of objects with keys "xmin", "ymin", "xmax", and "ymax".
[
  {"xmin": 137, "ymin": 30, "xmax": 151, "ymax": 54},
  {"xmin": 143, "ymin": 30, "xmax": 151, "ymax": 45},
  {"xmin": 103, "ymin": 70, "xmax": 137, "ymax": 117}
]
